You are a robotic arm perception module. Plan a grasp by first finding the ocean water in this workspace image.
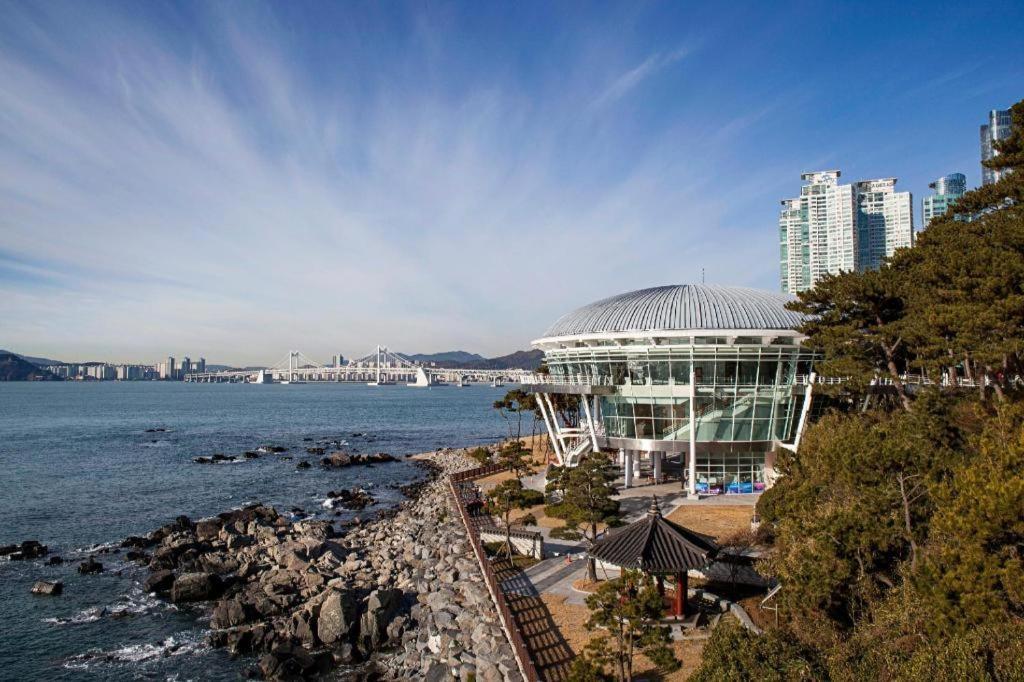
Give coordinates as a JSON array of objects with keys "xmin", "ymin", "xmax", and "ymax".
[{"xmin": 0, "ymin": 381, "xmax": 509, "ymax": 680}]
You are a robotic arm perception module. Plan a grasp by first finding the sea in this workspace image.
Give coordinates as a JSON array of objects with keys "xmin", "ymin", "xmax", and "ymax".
[{"xmin": 0, "ymin": 381, "xmax": 510, "ymax": 680}]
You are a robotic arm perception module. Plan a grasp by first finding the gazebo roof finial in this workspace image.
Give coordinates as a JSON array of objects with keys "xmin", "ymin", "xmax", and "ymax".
[{"xmin": 648, "ymin": 495, "xmax": 661, "ymax": 517}]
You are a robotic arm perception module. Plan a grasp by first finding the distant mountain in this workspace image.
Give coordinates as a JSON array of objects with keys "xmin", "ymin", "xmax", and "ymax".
[
  {"xmin": 406, "ymin": 349, "xmax": 543, "ymax": 371},
  {"xmin": 472, "ymin": 349, "xmax": 544, "ymax": 370},
  {"xmin": 404, "ymin": 350, "xmax": 485, "ymax": 365},
  {"xmin": 0, "ymin": 352, "xmax": 60, "ymax": 381},
  {"xmin": 0, "ymin": 350, "xmax": 65, "ymax": 367}
]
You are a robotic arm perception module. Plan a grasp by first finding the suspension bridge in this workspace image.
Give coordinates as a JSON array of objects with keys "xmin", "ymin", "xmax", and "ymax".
[{"xmin": 183, "ymin": 346, "xmax": 532, "ymax": 386}]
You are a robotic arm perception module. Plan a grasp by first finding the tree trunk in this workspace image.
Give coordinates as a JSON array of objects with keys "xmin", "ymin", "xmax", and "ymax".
[
  {"xmin": 877, "ymin": 325, "xmax": 911, "ymax": 411},
  {"xmin": 897, "ymin": 472, "xmax": 919, "ymax": 570},
  {"xmin": 887, "ymin": 357, "xmax": 913, "ymax": 412}
]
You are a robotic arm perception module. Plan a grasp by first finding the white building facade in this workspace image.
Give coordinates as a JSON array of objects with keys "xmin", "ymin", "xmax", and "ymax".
[
  {"xmin": 780, "ymin": 170, "xmax": 913, "ymax": 293},
  {"xmin": 981, "ymin": 108, "xmax": 1012, "ymax": 186},
  {"xmin": 529, "ymin": 285, "xmax": 818, "ymax": 497}
]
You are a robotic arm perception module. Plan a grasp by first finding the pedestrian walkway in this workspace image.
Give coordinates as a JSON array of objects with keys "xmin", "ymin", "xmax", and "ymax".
[{"xmin": 495, "ymin": 558, "xmax": 576, "ymax": 681}]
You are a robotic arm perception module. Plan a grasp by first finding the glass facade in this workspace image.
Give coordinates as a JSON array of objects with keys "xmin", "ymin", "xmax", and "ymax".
[
  {"xmin": 694, "ymin": 451, "xmax": 767, "ymax": 495},
  {"xmin": 545, "ymin": 340, "xmax": 815, "ymax": 444}
]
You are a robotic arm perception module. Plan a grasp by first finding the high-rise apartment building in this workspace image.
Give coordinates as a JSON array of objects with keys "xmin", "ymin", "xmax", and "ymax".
[
  {"xmin": 981, "ymin": 108, "xmax": 1012, "ymax": 185},
  {"xmin": 856, "ymin": 178, "xmax": 914, "ymax": 271},
  {"xmin": 780, "ymin": 170, "xmax": 913, "ymax": 293},
  {"xmin": 922, "ymin": 173, "xmax": 967, "ymax": 226}
]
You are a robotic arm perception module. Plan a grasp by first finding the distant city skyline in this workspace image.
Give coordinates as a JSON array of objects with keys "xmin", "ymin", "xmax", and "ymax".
[{"xmin": 1, "ymin": 1, "xmax": 1022, "ymax": 364}]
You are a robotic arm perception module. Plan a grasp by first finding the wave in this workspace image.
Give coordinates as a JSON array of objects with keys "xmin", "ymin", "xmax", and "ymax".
[
  {"xmin": 44, "ymin": 586, "xmax": 173, "ymax": 626},
  {"xmin": 63, "ymin": 631, "xmax": 209, "ymax": 670}
]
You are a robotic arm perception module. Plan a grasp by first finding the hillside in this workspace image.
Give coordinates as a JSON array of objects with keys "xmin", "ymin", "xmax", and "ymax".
[
  {"xmin": 0, "ymin": 352, "xmax": 59, "ymax": 381},
  {"xmin": 403, "ymin": 349, "xmax": 543, "ymax": 370},
  {"xmin": 0, "ymin": 350, "xmax": 65, "ymax": 367},
  {"xmin": 404, "ymin": 350, "xmax": 485, "ymax": 365}
]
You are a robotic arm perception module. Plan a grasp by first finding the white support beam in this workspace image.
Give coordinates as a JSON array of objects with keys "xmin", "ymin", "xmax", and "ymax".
[
  {"xmin": 792, "ymin": 372, "xmax": 816, "ymax": 452},
  {"xmin": 535, "ymin": 391, "xmax": 564, "ymax": 465},
  {"xmin": 688, "ymin": 367, "xmax": 697, "ymax": 497},
  {"xmin": 580, "ymin": 394, "xmax": 599, "ymax": 451},
  {"xmin": 542, "ymin": 392, "xmax": 567, "ymax": 462}
]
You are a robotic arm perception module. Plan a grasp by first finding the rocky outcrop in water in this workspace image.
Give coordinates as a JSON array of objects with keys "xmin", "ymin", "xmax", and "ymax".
[
  {"xmin": 0, "ymin": 539, "xmax": 48, "ymax": 560},
  {"xmin": 31, "ymin": 580, "xmax": 63, "ymax": 596},
  {"xmin": 321, "ymin": 452, "xmax": 397, "ymax": 468},
  {"xmin": 133, "ymin": 449, "xmax": 519, "ymax": 680}
]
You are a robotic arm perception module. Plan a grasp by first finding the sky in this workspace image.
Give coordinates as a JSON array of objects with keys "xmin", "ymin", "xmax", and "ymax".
[{"xmin": 1, "ymin": 1, "xmax": 1022, "ymax": 366}]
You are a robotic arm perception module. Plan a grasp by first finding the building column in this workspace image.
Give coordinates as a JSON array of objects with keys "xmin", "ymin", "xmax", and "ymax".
[
  {"xmin": 674, "ymin": 572, "xmax": 686, "ymax": 617},
  {"xmin": 624, "ymin": 450, "xmax": 633, "ymax": 489},
  {"xmin": 688, "ymin": 367, "xmax": 698, "ymax": 498},
  {"xmin": 653, "ymin": 451, "xmax": 663, "ymax": 484},
  {"xmin": 634, "ymin": 450, "xmax": 643, "ymax": 481}
]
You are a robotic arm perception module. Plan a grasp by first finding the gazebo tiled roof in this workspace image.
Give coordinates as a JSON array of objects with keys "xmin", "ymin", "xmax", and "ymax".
[{"xmin": 588, "ymin": 497, "xmax": 718, "ymax": 574}]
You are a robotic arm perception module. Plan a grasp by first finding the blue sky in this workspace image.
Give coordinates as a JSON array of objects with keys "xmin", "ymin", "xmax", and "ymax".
[{"xmin": 1, "ymin": 1, "xmax": 1022, "ymax": 364}]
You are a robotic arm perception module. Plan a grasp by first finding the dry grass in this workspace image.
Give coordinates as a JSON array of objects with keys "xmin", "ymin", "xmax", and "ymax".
[
  {"xmin": 572, "ymin": 578, "xmax": 601, "ymax": 593},
  {"xmin": 665, "ymin": 505, "xmax": 754, "ymax": 541},
  {"xmin": 541, "ymin": 594, "xmax": 706, "ymax": 680}
]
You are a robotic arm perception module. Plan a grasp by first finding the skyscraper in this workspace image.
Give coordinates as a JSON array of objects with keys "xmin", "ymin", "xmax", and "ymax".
[
  {"xmin": 981, "ymin": 108, "xmax": 1012, "ymax": 185},
  {"xmin": 855, "ymin": 178, "xmax": 914, "ymax": 271},
  {"xmin": 922, "ymin": 173, "xmax": 967, "ymax": 226},
  {"xmin": 779, "ymin": 170, "xmax": 913, "ymax": 293}
]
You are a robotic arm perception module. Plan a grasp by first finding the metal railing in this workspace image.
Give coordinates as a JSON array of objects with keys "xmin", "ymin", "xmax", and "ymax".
[{"xmin": 447, "ymin": 466, "xmax": 540, "ymax": 682}]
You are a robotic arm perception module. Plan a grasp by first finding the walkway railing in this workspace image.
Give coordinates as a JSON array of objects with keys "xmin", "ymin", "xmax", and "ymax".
[{"xmin": 447, "ymin": 465, "xmax": 540, "ymax": 682}]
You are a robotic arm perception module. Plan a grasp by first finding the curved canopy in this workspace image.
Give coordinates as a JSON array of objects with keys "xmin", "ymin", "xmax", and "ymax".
[
  {"xmin": 540, "ymin": 284, "xmax": 803, "ymax": 339},
  {"xmin": 588, "ymin": 497, "xmax": 718, "ymax": 574}
]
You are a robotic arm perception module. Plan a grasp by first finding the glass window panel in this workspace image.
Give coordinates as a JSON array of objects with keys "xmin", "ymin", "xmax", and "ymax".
[
  {"xmin": 670, "ymin": 359, "xmax": 690, "ymax": 384},
  {"xmin": 650, "ymin": 360, "xmax": 670, "ymax": 385},
  {"xmin": 758, "ymin": 360, "xmax": 779, "ymax": 385},
  {"xmin": 751, "ymin": 420, "xmax": 771, "ymax": 441},
  {"xmin": 600, "ymin": 397, "xmax": 618, "ymax": 418},
  {"xmin": 715, "ymin": 360, "xmax": 737, "ymax": 385},
  {"xmin": 609, "ymin": 361, "xmax": 628, "ymax": 385},
  {"xmin": 653, "ymin": 403, "xmax": 673, "ymax": 420},
  {"xmin": 733, "ymin": 419, "xmax": 753, "ymax": 441},
  {"xmin": 634, "ymin": 418, "xmax": 654, "ymax": 439},
  {"xmin": 694, "ymin": 361, "xmax": 715, "ymax": 385},
  {"xmin": 633, "ymin": 403, "xmax": 653, "ymax": 419},
  {"xmin": 738, "ymin": 361, "xmax": 759, "ymax": 385},
  {"xmin": 628, "ymin": 357, "xmax": 650, "ymax": 385}
]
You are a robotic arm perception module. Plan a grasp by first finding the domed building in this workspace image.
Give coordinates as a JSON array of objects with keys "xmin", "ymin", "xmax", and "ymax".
[{"xmin": 529, "ymin": 284, "xmax": 819, "ymax": 496}]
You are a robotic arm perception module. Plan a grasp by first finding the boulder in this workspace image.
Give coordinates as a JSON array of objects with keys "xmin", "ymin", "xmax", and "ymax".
[
  {"xmin": 77, "ymin": 558, "xmax": 103, "ymax": 574},
  {"xmin": 31, "ymin": 580, "xmax": 63, "ymax": 596},
  {"xmin": 258, "ymin": 645, "xmax": 329, "ymax": 681},
  {"xmin": 317, "ymin": 590, "xmax": 358, "ymax": 645},
  {"xmin": 120, "ymin": 535, "xmax": 154, "ymax": 549},
  {"xmin": 46, "ymin": 555, "xmax": 63, "ymax": 566},
  {"xmin": 358, "ymin": 588, "xmax": 406, "ymax": 655},
  {"xmin": 144, "ymin": 569, "xmax": 176, "ymax": 594},
  {"xmin": 211, "ymin": 596, "xmax": 252, "ymax": 629},
  {"xmin": 170, "ymin": 572, "xmax": 223, "ymax": 602},
  {"xmin": 1, "ymin": 540, "xmax": 48, "ymax": 560},
  {"xmin": 296, "ymin": 461, "xmax": 311, "ymax": 470}
]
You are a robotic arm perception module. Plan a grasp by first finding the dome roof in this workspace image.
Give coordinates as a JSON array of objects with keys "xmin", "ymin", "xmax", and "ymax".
[{"xmin": 540, "ymin": 284, "xmax": 804, "ymax": 339}]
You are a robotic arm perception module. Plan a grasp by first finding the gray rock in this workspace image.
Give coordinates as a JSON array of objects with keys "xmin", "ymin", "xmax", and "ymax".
[
  {"xmin": 358, "ymin": 588, "xmax": 406, "ymax": 655},
  {"xmin": 31, "ymin": 580, "xmax": 62, "ymax": 596},
  {"xmin": 317, "ymin": 590, "xmax": 357, "ymax": 646},
  {"xmin": 211, "ymin": 596, "xmax": 250, "ymax": 628},
  {"xmin": 170, "ymin": 572, "xmax": 223, "ymax": 602},
  {"xmin": 144, "ymin": 569, "xmax": 175, "ymax": 594}
]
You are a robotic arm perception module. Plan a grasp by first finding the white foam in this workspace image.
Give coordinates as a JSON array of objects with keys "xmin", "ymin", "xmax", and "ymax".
[{"xmin": 63, "ymin": 632, "xmax": 209, "ymax": 670}]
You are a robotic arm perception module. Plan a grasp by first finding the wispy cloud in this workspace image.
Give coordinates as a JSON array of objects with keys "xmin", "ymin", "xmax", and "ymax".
[
  {"xmin": 592, "ymin": 44, "xmax": 695, "ymax": 108},
  {"xmin": 0, "ymin": 5, "xmax": 799, "ymax": 363}
]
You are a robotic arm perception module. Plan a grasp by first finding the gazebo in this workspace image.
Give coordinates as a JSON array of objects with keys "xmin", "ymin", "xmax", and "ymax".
[{"xmin": 588, "ymin": 497, "xmax": 718, "ymax": 617}]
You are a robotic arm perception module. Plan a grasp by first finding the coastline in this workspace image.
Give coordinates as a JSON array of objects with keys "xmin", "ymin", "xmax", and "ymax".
[{"xmin": 133, "ymin": 445, "xmax": 520, "ymax": 680}]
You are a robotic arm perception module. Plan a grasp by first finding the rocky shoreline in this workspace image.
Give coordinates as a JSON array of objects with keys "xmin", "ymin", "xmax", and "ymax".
[{"xmin": 124, "ymin": 447, "xmax": 520, "ymax": 680}]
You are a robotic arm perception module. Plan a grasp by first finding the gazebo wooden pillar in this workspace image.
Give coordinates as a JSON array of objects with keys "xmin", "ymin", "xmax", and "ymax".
[{"xmin": 587, "ymin": 496, "xmax": 718, "ymax": 619}]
